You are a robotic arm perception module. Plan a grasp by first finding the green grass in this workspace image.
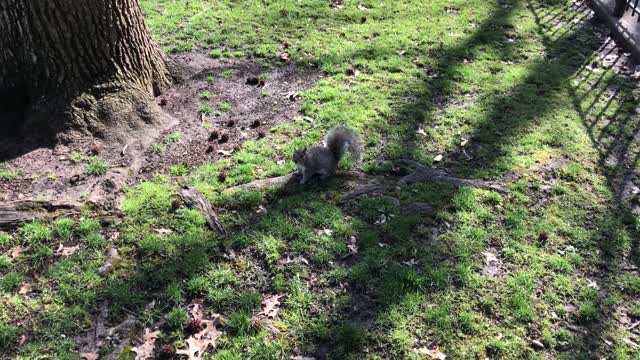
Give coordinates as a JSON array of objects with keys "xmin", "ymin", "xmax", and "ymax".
[
  {"xmin": 219, "ymin": 69, "xmax": 234, "ymax": 79},
  {"xmin": 0, "ymin": 166, "xmax": 17, "ymax": 181},
  {"xmin": 84, "ymin": 157, "xmax": 111, "ymax": 176},
  {"xmin": 165, "ymin": 131, "xmax": 181, "ymax": 143},
  {"xmin": 4, "ymin": 0, "xmax": 640, "ymax": 358},
  {"xmin": 150, "ymin": 143, "xmax": 163, "ymax": 154},
  {"xmin": 218, "ymin": 101, "xmax": 232, "ymax": 112},
  {"xmin": 199, "ymin": 103, "xmax": 213, "ymax": 114},
  {"xmin": 199, "ymin": 90, "xmax": 212, "ymax": 100},
  {"xmin": 70, "ymin": 151, "xmax": 84, "ymax": 163},
  {"xmin": 169, "ymin": 163, "xmax": 190, "ymax": 176}
]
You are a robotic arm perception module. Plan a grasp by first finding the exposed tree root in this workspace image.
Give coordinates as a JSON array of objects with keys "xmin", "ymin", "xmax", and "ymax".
[
  {"xmin": 399, "ymin": 163, "xmax": 509, "ymax": 193},
  {"xmin": 225, "ymin": 173, "xmax": 300, "ymax": 192},
  {"xmin": 223, "ymin": 158, "xmax": 570, "ymax": 201},
  {"xmin": 340, "ymin": 184, "xmax": 400, "ymax": 201},
  {"xmin": 0, "ymin": 199, "xmax": 122, "ymax": 230},
  {"xmin": 178, "ymin": 186, "xmax": 226, "ymax": 235},
  {"xmin": 0, "ymin": 125, "xmax": 171, "ymax": 230}
]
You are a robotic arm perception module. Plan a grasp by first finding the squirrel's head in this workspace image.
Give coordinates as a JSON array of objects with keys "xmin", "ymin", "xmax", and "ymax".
[{"xmin": 293, "ymin": 148, "xmax": 307, "ymax": 163}]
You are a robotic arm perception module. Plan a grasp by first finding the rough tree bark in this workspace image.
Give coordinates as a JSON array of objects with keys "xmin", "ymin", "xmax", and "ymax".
[{"xmin": 0, "ymin": 0, "xmax": 182, "ymax": 142}]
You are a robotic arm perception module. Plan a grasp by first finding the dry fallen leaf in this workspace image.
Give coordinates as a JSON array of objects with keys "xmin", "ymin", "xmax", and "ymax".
[
  {"xmin": 286, "ymin": 91, "xmax": 299, "ymax": 101},
  {"xmin": 176, "ymin": 313, "xmax": 223, "ymax": 360},
  {"xmin": 279, "ymin": 256, "xmax": 309, "ymax": 265},
  {"xmin": 18, "ymin": 283, "xmax": 32, "ymax": 295},
  {"xmin": 256, "ymin": 205, "xmax": 268, "ymax": 214},
  {"xmin": 55, "ymin": 243, "xmax": 80, "ymax": 256},
  {"xmin": 482, "ymin": 251, "xmax": 498, "ymax": 264},
  {"xmin": 347, "ymin": 236, "xmax": 358, "ymax": 255},
  {"xmin": 217, "ymin": 149, "xmax": 233, "ymax": 156},
  {"xmin": 154, "ymin": 228, "xmax": 173, "ymax": 235},
  {"xmin": 18, "ymin": 334, "xmax": 27, "ymax": 347},
  {"xmin": 98, "ymin": 248, "xmax": 120, "ymax": 275},
  {"xmin": 258, "ymin": 294, "xmax": 284, "ymax": 319},
  {"xmin": 291, "ymin": 356, "xmax": 316, "ymax": 360},
  {"xmin": 403, "ymin": 258, "xmax": 418, "ymax": 266},
  {"xmin": 188, "ymin": 301, "xmax": 205, "ymax": 321},
  {"xmin": 131, "ymin": 328, "xmax": 160, "ymax": 360},
  {"xmin": 415, "ymin": 346, "xmax": 447, "ymax": 359},
  {"xmin": 374, "ymin": 214, "xmax": 387, "ymax": 225},
  {"xmin": 624, "ymin": 338, "xmax": 639, "ymax": 348},
  {"xmin": 416, "ymin": 128, "xmax": 427, "ymax": 136},
  {"xmin": 9, "ymin": 246, "xmax": 24, "ymax": 259},
  {"xmin": 433, "ymin": 154, "xmax": 443, "ymax": 162},
  {"xmin": 316, "ymin": 228, "xmax": 333, "ymax": 236},
  {"xmin": 80, "ymin": 353, "xmax": 98, "ymax": 360}
]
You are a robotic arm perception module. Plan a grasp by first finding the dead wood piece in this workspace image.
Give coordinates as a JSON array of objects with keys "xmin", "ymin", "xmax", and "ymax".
[
  {"xmin": 0, "ymin": 200, "xmax": 81, "ymax": 229},
  {"xmin": 0, "ymin": 209, "xmax": 39, "ymax": 229},
  {"xmin": 501, "ymin": 158, "xmax": 570, "ymax": 183},
  {"xmin": 0, "ymin": 199, "xmax": 123, "ymax": 230},
  {"xmin": 400, "ymin": 166, "xmax": 508, "ymax": 193},
  {"xmin": 226, "ymin": 173, "xmax": 299, "ymax": 192},
  {"xmin": 178, "ymin": 187, "xmax": 226, "ymax": 235},
  {"xmin": 341, "ymin": 184, "xmax": 399, "ymax": 201},
  {"xmin": 403, "ymin": 202, "xmax": 434, "ymax": 214}
]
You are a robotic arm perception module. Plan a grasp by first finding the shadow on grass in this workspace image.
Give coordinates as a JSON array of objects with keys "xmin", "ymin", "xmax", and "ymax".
[
  {"xmin": 312, "ymin": 1, "xmax": 637, "ymax": 359},
  {"xmin": 13, "ymin": 1, "xmax": 637, "ymax": 359}
]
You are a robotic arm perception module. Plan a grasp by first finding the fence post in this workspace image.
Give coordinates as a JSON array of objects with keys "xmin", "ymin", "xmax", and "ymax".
[{"xmin": 613, "ymin": 0, "xmax": 627, "ymax": 17}]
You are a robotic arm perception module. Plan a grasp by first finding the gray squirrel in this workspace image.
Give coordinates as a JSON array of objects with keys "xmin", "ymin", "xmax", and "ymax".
[{"xmin": 293, "ymin": 126, "xmax": 362, "ymax": 184}]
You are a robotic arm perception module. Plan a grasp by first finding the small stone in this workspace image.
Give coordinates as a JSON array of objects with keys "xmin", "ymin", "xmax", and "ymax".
[
  {"xmin": 531, "ymin": 340, "xmax": 544, "ymax": 350},
  {"xmin": 69, "ymin": 175, "xmax": 81, "ymax": 185},
  {"xmin": 89, "ymin": 143, "xmax": 102, "ymax": 155}
]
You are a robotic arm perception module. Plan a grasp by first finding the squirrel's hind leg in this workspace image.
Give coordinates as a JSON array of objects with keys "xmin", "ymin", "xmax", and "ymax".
[
  {"xmin": 300, "ymin": 170, "xmax": 312, "ymax": 184},
  {"xmin": 319, "ymin": 168, "xmax": 333, "ymax": 180}
]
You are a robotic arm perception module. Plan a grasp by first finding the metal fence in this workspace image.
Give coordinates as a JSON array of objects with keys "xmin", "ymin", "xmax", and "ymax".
[{"xmin": 614, "ymin": 0, "xmax": 640, "ymax": 21}]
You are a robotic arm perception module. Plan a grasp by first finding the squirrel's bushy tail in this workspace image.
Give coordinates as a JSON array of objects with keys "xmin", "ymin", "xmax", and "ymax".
[{"xmin": 325, "ymin": 125, "xmax": 362, "ymax": 163}]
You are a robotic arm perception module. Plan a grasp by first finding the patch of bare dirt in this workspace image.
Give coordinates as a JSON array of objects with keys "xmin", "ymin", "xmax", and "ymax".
[
  {"xmin": 140, "ymin": 52, "xmax": 323, "ymax": 176},
  {"xmin": 0, "ymin": 51, "xmax": 323, "ymax": 209}
]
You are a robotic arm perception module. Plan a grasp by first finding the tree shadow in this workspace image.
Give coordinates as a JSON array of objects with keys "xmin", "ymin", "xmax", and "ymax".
[
  {"xmin": 14, "ymin": 1, "xmax": 639, "ymax": 358},
  {"xmin": 318, "ymin": 1, "xmax": 632, "ymax": 358}
]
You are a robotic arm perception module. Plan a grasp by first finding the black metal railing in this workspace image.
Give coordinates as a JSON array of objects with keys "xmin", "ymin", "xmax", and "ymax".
[{"xmin": 614, "ymin": 0, "xmax": 640, "ymax": 21}]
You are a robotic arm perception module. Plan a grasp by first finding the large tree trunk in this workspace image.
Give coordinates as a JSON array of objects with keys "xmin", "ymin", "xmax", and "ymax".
[{"xmin": 0, "ymin": 0, "xmax": 181, "ymax": 142}]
